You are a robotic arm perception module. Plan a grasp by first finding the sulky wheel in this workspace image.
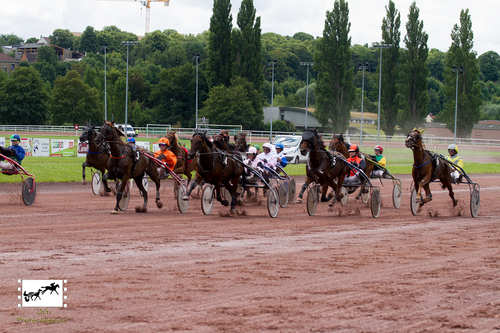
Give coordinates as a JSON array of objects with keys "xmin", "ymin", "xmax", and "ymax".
[
  {"xmin": 288, "ymin": 178, "xmax": 296, "ymax": 203},
  {"xmin": 340, "ymin": 186, "xmax": 348, "ymax": 207},
  {"xmin": 371, "ymin": 188, "xmax": 381, "ymax": 218},
  {"xmin": 91, "ymin": 171, "xmax": 101, "ymax": 195},
  {"xmin": 201, "ymin": 184, "xmax": 215, "ymax": 215},
  {"xmin": 410, "ymin": 186, "xmax": 419, "ymax": 216},
  {"xmin": 177, "ymin": 182, "xmax": 189, "ymax": 214},
  {"xmin": 307, "ymin": 183, "xmax": 320, "ymax": 216},
  {"xmin": 22, "ymin": 177, "xmax": 36, "ymax": 206},
  {"xmin": 470, "ymin": 183, "xmax": 480, "ymax": 218},
  {"xmin": 392, "ymin": 182, "xmax": 402, "ymax": 209},
  {"xmin": 221, "ymin": 187, "xmax": 231, "ymax": 203},
  {"xmin": 118, "ymin": 180, "xmax": 131, "ymax": 211},
  {"xmin": 267, "ymin": 187, "xmax": 279, "ymax": 218},
  {"xmin": 278, "ymin": 181, "xmax": 288, "ymax": 208},
  {"xmin": 361, "ymin": 185, "xmax": 370, "ymax": 204}
]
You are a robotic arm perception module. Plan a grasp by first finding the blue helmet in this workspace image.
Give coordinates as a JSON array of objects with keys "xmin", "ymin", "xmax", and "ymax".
[
  {"xmin": 275, "ymin": 143, "xmax": 284, "ymax": 150},
  {"xmin": 127, "ymin": 137, "xmax": 135, "ymax": 144},
  {"xmin": 10, "ymin": 134, "xmax": 20, "ymax": 141}
]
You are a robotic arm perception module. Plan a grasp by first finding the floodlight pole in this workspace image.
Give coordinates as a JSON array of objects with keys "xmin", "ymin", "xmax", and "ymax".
[
  {"xmin": 453, "ymin": 65, "xmax": 464, "ymax": 144},
  {"xmin": 101, "ymin": 43, "xmax": 108, "ymax": 120},
  {"xmin": 300, "ymin": 62, "xmax": 313, "ymax": 129},
  {"xmin": 122, "ymin": 41, "xmax": 138, "ymax": 131},
  {"xmin": 358, "ymin": 62, "xmax": 369, "ymax": 147},
  {"xmin": 372, "ymin": 43, "xmax": 392, "ymax": 145},
  {"xmin": 268, "ymin": 59, "xmax": 277, "ymax": 141},
  {"xmin": 193, "ymin": 53, "xmax": 200, "ymax": 130}
]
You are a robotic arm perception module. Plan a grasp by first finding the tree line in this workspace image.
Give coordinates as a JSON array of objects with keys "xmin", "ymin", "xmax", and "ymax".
[{"xmin": 1, "ymin": 0, "xmax": 499, "ymax": 138}]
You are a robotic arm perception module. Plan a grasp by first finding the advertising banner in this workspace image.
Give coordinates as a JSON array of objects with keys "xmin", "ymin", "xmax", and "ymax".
[
  {"xmin": 50, "ymin": 139, "xmax": 75, "ymax": 157},
  {"xmin": 77, "ymin": 142, "xmax": 88, "ymax": 158},
  {"xmin": 32, "ymin": 138, "xmax": 50, "ymax": 157},
  {"xmin": 136, "ymin": 141, "xmax": 150, "ymax": 151},
  {"xmin": 20, "ymin": 138, "xmax": 32, "ymax": 157},
  {"xmin": 0, "ymin": 137, "xmax": 5, "ymax": 147}
]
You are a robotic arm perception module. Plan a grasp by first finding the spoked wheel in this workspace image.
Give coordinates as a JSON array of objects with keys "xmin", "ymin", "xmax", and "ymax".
[
  {"xmin": 392, "ymin": 182, "xmax": 402, "ymax": 209},
  {"xmin": 470, "ymin": 183, "xmax": 480, "ymax": 218},
  {"xmin": 340, "ymin": 186, "xmax": 348, "ymax": 207},
  {"xmin": 371, "ymin": 188, "xmax": 381, "ymax": 218},
  {"xmin": 360, "ymin": 185, "xmax": 370, "ymax": 204},
  {"xmin": 22, "ymin": 177, "xmax": 36, "ymax": 206},
  {"xmin": 201, "ymin": 184, "xmax": 215, "ymax": 215},
  {"xmin": 118, "ymin": 181, "xmax": 131, "ymax": 211},
  {"xmin": 91, "ymin": 171, "xmax": 101, "ymax": 195},
  {"xmin": 278, "ymin": 180, "xmax": 288, "ymax": 208},
  {"xmin": 410, "ymin": 186, "xmax": 419, "ymax": 216},
  {"xmin": 307, "ymin": 183, "xmax": 320, "ymax": 216},
  {"xmin": 177, "ymin": 182, "xmax": 189, "ymax": 214},
  {"xmin": 267, "ymin": 187, "xmax": 279, "ymax": 218},
  {"xmin": 288, "ymin": 178, "xmax": 296, "ymax": 203}
]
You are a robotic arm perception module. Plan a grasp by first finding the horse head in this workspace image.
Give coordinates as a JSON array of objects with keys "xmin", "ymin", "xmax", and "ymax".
[
  {"xmin": 166, "ymin": 130, "xmax": 178, "ymax": 148},
  {"xmin": 234, "ymin": 132, "xmax": 247, "ymax": 153},
  {"xmin": 300, "ymin": 128, "xmax": 321, "ymax": 156},
  {"xmin": 95, "ymin": 121, "xmax": 122, "ymax": 146},
  {"xmin": 329, "ymin": 133, "xmax": 348, "ymax": 153},
  {"xmin": 79, "ymin": 124, "xmax": 96, "ymax": 143},
  {"xmin": 405, "ymin": 128, "xmax": 424, "ymax": 149},
  {"xmin": 189, "ymin": 130, "xmax": 210, "ymax": 159}
]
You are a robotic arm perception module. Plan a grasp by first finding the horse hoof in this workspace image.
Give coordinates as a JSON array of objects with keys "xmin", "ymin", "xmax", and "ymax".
[
  {"xmin": 111, "ymin": 210, "xmax": 118, "ymax": 214},
  {"xmin": 135, "ymin": 206, "xmax": 148, "ymax": 213},
  {"xmin": 417, "ymin": 208, "xmax": 422, "ymax": 214},
  {"xmin": 222, "ymin": 200, "xmax": 229, "ymax": 207},
  {"xmin": 328, "ymin": 207, "xmax": 333, "ymax": 212},
  {"xmin": 296, "ymin": 198, "xmax": 303, "ymax": 204},
  {"xmin": 236, "ymin": 200, "xmax": 243, "ymax": 206},
  {"xmin": 230, "ymin": 209, "xmax": 236, "ymax": 216},
  {"xmin": 82, "ymin": 180, "xmax": 87, "ymax": 185},
  {"xmin": 453, "ymin": 200, "xmax": 458, "ymax": 207},
  {"xmin": 182, "ymin": 195, "xmax": 189, "ymax": 201},
  {"xmin": 156, "ymin": 201, "xmax": 163, "ymax": 209}
]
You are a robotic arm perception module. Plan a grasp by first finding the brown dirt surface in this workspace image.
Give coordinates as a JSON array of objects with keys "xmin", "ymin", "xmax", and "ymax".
[{"xmin": 1, "ymin": 174, "xmax": 500, "ymax": 332}]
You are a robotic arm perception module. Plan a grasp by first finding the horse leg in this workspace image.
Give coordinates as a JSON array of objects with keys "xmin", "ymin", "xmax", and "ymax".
[
  {"xmin": 101, "ymin": 169, "xmax": 112, "ymax": 193},
  {"xmin": 82, "ymin": 162, "xmax": 87, "ymax": 184},
  {"xmin": 184, "ymin": 176, "xmax": 200, "ymax": 200},
  {"xmin": 320, "ymin": 183, "xmax": 331, "ymax": 202},
  {"xmin": 422, "ymin": 183, "xmax": 433, "ymax": 203},
  {"xmin": 296, "ymin": 182, "xmax": 309, "ymax": 203},
  {"xmin": 216, "ymin": 182, "xmax": 229, "ymax": 206},
  {"xmin": 133, "ymin": 176, "xmax": 148, "ymax": 213},
  {"xmin": 444, "ymin": 178, "xmax": 458, "ymax": 207},
  {"xmin": 112, "ymin": 176, "xmax": 129, "ymax": 214}
]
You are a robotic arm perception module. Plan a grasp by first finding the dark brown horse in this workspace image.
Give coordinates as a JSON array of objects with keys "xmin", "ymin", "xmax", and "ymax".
[
  {"xmin": 233, "ymin": 131, "xmax": 248, "ymax": 153},
  {"xmin": 329, "ymin": 133, "xmax": 374, "ymax": 199},
  {"xmin": 166, "ymin": 130, "xmax": 192, "ymax": 189},
  {"xmin": 94, "ymin": 121, "xmax": 162, "ymax": 214},
  {"xmin": 79, "ymin": 124, "xmax": 112, "ymax": 193},
  {"xmin": 405, "ymin": 128, "xmax": 457, "ymax": 213},
  {"xmin": 187, "ymin": 130, "xmax": 243, "ymax": 213},
  {"xmin": 299, "ymin": 129, "xmax": 350, "ymax": 204}
]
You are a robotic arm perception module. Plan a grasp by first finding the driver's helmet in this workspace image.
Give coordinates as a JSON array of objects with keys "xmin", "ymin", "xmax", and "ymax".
[
  {"xmin": 10, "ymin": 134, "xmax": 20, "ymax": 142},
  {"xmin": 158, "ymin": 137, "xmax": 170, "ymax": 147},
  {"xmin": 275, "ymin": 142, "xmax": 284, "ymax": 150},
  {"xmin": 253, "ymin": 144, "xmax": 260, "ymax": 150},
  {"xmin": 374, "ymin": 145, "xmax": 383, "ymax": 153},
  {"xmin": 127, "ymin": 137, "xmax": 136, "ymax": 144},
  {"xmin": 348, "ymin": 144, "xmax": 358, "ymax": 152},
  {"xmin": 247, "ymin": 147, "xmax": 257, "ymax": 155},
  {"xmin": 263, "ymin": 142, "xmax": 273, "ymax": 151},
  {"xmin": 447, "ymin": 144, "xmax": 458, "ymax": 154}
]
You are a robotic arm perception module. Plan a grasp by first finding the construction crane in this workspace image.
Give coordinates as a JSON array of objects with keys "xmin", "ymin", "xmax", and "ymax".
[{"xmin": 95, "ymin": 0, "xmax": 171, "ymax": 35}]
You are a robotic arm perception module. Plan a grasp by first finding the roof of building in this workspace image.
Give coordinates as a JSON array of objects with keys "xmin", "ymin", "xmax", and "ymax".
[
  {"xmin": 20, "ymin": 52, "xmax": 37, "ymax": 63},
  {"xmin": 0, "ymin": 53, "xmax": 19, "ymax": 62}
]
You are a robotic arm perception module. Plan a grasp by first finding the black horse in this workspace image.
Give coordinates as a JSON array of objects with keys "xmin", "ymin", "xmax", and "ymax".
[
  {"xmin": 79, "ymin": 124, "xmax": 112, "ymax": 193},
  {"xmin": 94, "ymin": 121, "xmax": 162, "ymax": 214},
  {"xmin": 187, "ymin": 130, "xmax": 243, "ymax": 214}
]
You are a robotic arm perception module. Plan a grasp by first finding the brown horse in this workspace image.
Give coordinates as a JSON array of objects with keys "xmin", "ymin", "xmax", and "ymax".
[
  {"xmin": 187, "ymin": 130, "xmax": 243, "ymax": 213},
  {"xmin": 405, "ymin": 128, "xmax": 457, "ymax": 212},
  {"xmin": 329, "ymin": 133, "xmax": 374, "ymax": 199},
  {"xmin": 166, "ymin": 130, "xmax": 192, "ymax": 190},
  {"xmin": 299, "ymin": 128, "xmax": 350, "ymax": 204},
  {"xmin": 233, "ymin": 131, "xmax": 248, "ymax": 153},
  {"xmin": 79, "ymin": 124, "xmax": 112, "ymax": 193},
  {"xmin": 94, "ymin": 121, "xmax": 162, "ymax": 214}
]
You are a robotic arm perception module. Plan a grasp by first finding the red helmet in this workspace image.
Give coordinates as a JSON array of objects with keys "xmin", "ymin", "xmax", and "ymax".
[
  {"xmin": 374, "ymin": 145, "xmax": 383, "ymax": 153},
  {"xmin": 348, "ymin": 144, "xmax": 358, "ymax": 152}
]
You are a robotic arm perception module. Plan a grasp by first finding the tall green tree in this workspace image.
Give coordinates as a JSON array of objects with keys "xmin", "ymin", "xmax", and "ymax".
[
  {"xmin": 231, "ymin": 0, "xmax": 264, "ymax": 93},
  {"xmin": 427, "ymin": 49, "xmax": 445, "ymax": 81},
  {"xmin": 33, "ymin": 46, "xmax": 59, "ymax": 85},
  {"xmin": 398, "ymin": 1, "xmax": 429, "ymax": 133},
  {"xmin": 200, "ymin": 76, "xmax": 263, "ymax": 129},
  {"xmin": 379, "ymin": 0, "xmax": 401, "ymax": 139},
  {"xmin": 313, "ymin": 0, "xmax": 355, "ymax": 133},
  {"xmin": 51, "ymin": 70, "xmax": 103, "ymax": 125},
  {"xmin": 439, "ymin": 9, "xmax": 482, "ymax": 138},
  {"xmin": 207, "ymin": 0, "xmax": 233, "ymax": 88},
  {"xmin": 0, "ymin": 67, "xmax": 49, "ymax": 124},
  {"xmin": 0, "ymin": 34, "xmax": 23, "ymax": 45},
  {"xmin": 79, "ymin": 26, "xmax": 99, "ymax": 54},
  {"xmin": 478, "ymin": 51, "xmax": 500, "ymax": 82},
  {"xmin": 49, "ymin": 29, "xmax": 75, "ymax": 49}
]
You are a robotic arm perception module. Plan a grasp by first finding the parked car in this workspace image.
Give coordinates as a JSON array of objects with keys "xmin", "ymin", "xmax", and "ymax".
[
  {"xmin": 116, "ymin": 124, "xmax": 137, "ymax": 137},
  {"xmin": 272, "ymin": 135, "xmax": 308, "ymax": 164}
]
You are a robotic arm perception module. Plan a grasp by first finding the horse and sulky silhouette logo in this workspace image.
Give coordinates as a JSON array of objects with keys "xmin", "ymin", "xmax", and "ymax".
[{"xmin": 18, "ymin": 280, "xmax": 67, "ymax": 307}]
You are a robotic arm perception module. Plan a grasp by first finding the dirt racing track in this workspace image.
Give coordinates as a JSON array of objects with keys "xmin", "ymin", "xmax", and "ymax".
[{"xmin": 1, "ymin": 174, "xmax": 500, "ymax": 332}]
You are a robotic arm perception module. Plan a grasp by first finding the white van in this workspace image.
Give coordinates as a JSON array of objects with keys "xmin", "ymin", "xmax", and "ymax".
[{"xmin": 116, "ymin": 124, "xmax": 137, "ymax": 137}]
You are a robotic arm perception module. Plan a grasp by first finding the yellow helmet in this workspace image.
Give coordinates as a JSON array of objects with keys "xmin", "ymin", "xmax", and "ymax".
[{"xmin": 447, "ymin": 144, "xmax": 458, "ymax": 153}]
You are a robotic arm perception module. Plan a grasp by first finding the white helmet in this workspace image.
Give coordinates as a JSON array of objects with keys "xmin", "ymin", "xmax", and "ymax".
[
  {"xmin": 263, "ymin": 142, "xmax": 273, "ymax": 150},
  {"xmin": 247, "ymin": 147, "xmax": 257, "ymax": 154},
  {"xmin": 447, "ymin": 144, "xmax": 458, "ymax": 153}
]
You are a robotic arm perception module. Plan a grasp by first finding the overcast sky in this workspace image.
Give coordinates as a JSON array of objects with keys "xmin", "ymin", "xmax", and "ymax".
[{"xmin": 1, "ymin": 0, "xmax": 497, "ymax": 55}]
